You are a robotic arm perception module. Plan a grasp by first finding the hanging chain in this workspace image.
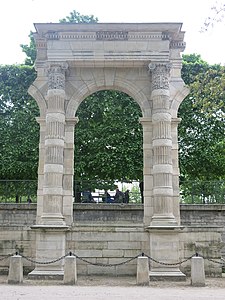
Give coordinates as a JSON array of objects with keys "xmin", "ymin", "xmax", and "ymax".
[
  {"xmin": 19, "ymin": 253, "xmax": 68, "ymax": 265},
  {"xmin": 5, "ymin": 251, "xmax": 225, "ymax": 267},
  {"xmin": 0, "ymin": 254, "xmax": 13, "ymax": 262},
  {"xmin": 71, "ymin": 252, "xmax": 141, "ymax": 267}
]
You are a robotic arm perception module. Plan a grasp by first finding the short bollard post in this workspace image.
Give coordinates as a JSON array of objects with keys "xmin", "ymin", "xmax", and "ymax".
[
  {"xmin": 137, "ymin": 255, "xmax": 149, "ymax": 285},
  {"xmin": 191, "ymin": 254, "xmax": 205, "ymax": 287},
  {"xmin": 64, "ymin": 254, "xmax": 77, "ymax": 285},
  {"xmin": 8, "ymin": 254, "xmax": 23, "ymax": 284}
]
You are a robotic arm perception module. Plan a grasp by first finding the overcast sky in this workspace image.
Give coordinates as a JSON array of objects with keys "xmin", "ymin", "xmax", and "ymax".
[{"xmin": 0, "ymin": 0, "xmax": 224, "ymax": 65}]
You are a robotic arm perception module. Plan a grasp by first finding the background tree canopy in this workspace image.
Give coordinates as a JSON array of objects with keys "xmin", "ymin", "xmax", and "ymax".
[
  {"xmin": 179, "ymin": 54, "xmax": 225, "ymax": 182},
  {"xmin": 0, "ymin": 65, "xmax": 39, "ymax": 179},
  {"xmin": 74, "ymin": 90, "xmax": 143, "ymax": 182}
]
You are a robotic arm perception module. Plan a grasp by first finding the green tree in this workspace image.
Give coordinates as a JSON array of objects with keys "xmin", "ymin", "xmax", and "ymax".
[
  {"xmin": 0, "ymin": 65, "xmax": 39, "ymax": 180},
  {"xmin": 59, "ymin": 10, "xmax": 98, "ymax": 23},
  {"xmin": 179, "ymin": 54, "xmax": 225, "ymax": 181},
  {"xmin": 74, "ymin": 90, "xmax": 143, "ymax": 183},
  {"xmin": 20, "ymin": 32, "xmax": 36, "ymax": 66}
]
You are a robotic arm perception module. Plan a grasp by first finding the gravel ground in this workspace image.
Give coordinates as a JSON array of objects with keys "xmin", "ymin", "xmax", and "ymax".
[{"xmin": 1, "ymin": 276, "xmax": 225, "ymax": 300}]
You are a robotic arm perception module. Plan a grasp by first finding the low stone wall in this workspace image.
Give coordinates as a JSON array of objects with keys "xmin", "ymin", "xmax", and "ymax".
[{"xmin": 0, "ymin": 204, "xmax": 224, "ymax": 276}]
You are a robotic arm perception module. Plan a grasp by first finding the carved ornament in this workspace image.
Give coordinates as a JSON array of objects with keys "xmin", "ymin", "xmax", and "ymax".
[
  {"xmin": 149, "ymin": 63, "xmax": 171, "ymax": 90},
  {"xmin": 46, "ymin": 63, "xmax": 68, "ymax": 90}
]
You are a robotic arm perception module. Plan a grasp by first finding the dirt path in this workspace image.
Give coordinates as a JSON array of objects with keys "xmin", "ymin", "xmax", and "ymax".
[{"xmin": 1, "ymin": 276, "xmax": 225, "ymax": 300}]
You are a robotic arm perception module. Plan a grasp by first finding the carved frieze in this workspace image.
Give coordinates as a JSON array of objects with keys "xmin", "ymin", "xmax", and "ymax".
[{"xmin": 96, "ymin": 31, "xmax": 128, "ymax": 41}]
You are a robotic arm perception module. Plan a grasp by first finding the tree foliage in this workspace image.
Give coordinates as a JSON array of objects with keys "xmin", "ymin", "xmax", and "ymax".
[
  {"xmin": 179, "ymin": 54, "xmax": 225, "ymax": 181},
  {"xmin": 20, "ymin": 32, "xmax": 36, "ymax": 66},
  {"xmin": 0, "ymin": 65, "xmax": 39, "ymax": 179},
  {"xmin": 74, "ymin": 90, "xmax": 143, "ymax": 182},
  {"xmin": 59, "ymin": 10, "xmax": 98, "ymax": 23},
  {"xmin": 201, "ymin": 1, "xmax": 225, "ymax": 32}
]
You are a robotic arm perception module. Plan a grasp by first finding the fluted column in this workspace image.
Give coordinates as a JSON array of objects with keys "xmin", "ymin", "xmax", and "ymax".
[
  {"xmin": 41, "ymin": 62, "xmax": 68, "ymax": 225},
  {"xmin": 171, "ymin": 117, "xmax": 182, "ymax": 224},
  {"xmin": 139, "ymin": 117, "xmax": 153, "ymax": 226},
  {"xmin": 35, "ymin": 117, "xmax": 46, "ymax": 224},
  {"xmin": 149, "ymin": 63, "xmax": 177, "ymax": 226},
  {"xmin": 63, "ymin": 117, "xmax": 79, "ymax": 225}
]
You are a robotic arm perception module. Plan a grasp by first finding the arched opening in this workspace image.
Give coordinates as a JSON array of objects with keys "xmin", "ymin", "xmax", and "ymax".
[{"xmin": 73, "ymin": 89, "xmax": 143, "ymax": 203}]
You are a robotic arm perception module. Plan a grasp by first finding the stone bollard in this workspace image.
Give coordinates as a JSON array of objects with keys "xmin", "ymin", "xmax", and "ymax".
[
  {"xmin": 8, "ymin": 254, "xmax": 23, "ymax": 284},
  {"xmin": 64, "ymin": 255, "xmax": 77, "ymax": 285},
  {"xmin": 137, "ymin": 255, "xmax": 150, "ymax": 285},
  {"xmin": 191, "ymin": 255, "xmax": 205, "ymax": 287}
]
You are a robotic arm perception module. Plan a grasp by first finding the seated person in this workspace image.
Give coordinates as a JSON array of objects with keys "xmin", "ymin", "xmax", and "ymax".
[
  {"xmin": 124, "ymin": 189, "xmax": 130, "ymax": 203},
  {"xmin": 102, "ymin": 190, "xmax": 113, "ymax": 203},
  {"xmin": 114, "ymin": 188, "xmax": 125, "ymax": 203},
  {"xmin": 82, "ymin": 190, "xmax": 95, "ymax": 203}
]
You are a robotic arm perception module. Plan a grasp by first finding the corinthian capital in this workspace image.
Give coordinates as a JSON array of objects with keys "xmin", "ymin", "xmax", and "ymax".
[
  {"xmin": 46, "ymin": 62, "xmax": 68, "ymax": 90},
  {"xmin": 148, "ymin": 63, "xmax": 171, "ymax": 90}
]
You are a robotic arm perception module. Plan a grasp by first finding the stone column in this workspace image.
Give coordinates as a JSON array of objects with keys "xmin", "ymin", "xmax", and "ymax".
[
  {"xmin": 63, "ymin": 117, "xmax": 79, "ymax": 225},
  {"xmin": 149, "ymin": 63, "xmax": 176, "ymax": 226},
  {"xmin": 139, "ymin": 117, "xmax": 153, "ymax": 226},
  {"xmin": 147, "ymin": 63, "xmax": 185, "ymax": 281},
  {"xmin": 171, "ymin": 118, "xmax": 182, "ymax": 224},
  {"xmin": 35, "ymin": 117, "xmax": 46, "ymax": 224},
  {"xmin": 41, "ymin": 62, "xmax": 68, "ymax": 225},
  {"xmin": 29, "ymin": 63, "xmax": 69, "ymax": 279}
]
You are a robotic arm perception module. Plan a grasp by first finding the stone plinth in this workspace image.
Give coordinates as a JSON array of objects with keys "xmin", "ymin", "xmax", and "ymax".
[
  {"xmin": 8, "ymin": 254, "xmax": 23, "ymax": 284},
  {"xmin": 137, "ymin": 256, "xmax": 150, "ymax": 285},
  {"xmin": 64, "ymin": 255, "xmax": 77, "ymax": 285},
  {"xmin": 191, "ymin": 256, "xmax": 205, "ymax": 287},
  {"xmin": 148, "ymin": 226, "xmax": 186, "ymax": 281},
  {"xmin": 28, "ymin": 225, "xmax": 68, "ymax": 280}
]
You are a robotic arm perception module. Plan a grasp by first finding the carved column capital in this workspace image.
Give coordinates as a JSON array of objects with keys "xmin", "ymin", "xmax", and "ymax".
[
  {"xmin": 45, "ymin": 62, "xmax": 68, "ymax": 90},
  {"xmin": 148, "ymin": 62, "xmax": 171, "ymax": 90}
]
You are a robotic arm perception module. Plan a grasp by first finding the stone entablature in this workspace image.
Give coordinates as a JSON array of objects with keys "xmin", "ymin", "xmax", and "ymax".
[{"xmin": 33, "ymin": 23, "xmax": 185, "ymax": 66}]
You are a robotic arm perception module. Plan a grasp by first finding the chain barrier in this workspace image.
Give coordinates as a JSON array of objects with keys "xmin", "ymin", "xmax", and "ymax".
[
  {"xmin": 2, "ymin": 251, "xmax": 224, "ymax": 267},
  {"xmin": 196, "ymin": 254, "xmax": 225, "ymax": 266},
  {"xmin": 0, "ymin": 254, "xmax": 13, "ymax": 262},
  {"xmin": 144, "ymin": 253, "xmax": 195, "ymax": 266},
  {"xmin": 18, "ymin": 252, "xmax": 68, "ymax": 265},
  {"xmin": 71, "ymin": 252, "xmax": 141, "ymax": 267}
]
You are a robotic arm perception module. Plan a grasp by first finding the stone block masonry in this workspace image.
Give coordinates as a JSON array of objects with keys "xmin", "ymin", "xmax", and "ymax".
[{"xmin": 0, "ymin": 204, "xmax": 223, "ymax": 276}]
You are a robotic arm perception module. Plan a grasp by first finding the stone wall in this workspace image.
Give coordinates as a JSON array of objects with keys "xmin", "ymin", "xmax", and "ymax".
[{"xmin": 0, "ymin": 203, "xmax": 224, "ymax": 276}]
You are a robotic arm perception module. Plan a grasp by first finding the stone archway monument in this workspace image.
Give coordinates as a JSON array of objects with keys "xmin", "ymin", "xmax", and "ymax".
[{"xmin": 29, "ymin": 23, "xmax": 189, "ymax": 279}]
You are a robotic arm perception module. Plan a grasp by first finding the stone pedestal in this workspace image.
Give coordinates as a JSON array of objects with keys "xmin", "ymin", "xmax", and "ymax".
[
  {"xmin": 28, "ymin": 225, "xmax": 68, "ymax": 280},
  {"xmin": 191, "ymin": 256, "xmax": 205, "ymax": 287},
  {"xmin": 64, "ymin": 255, "xmax": 77, "ymax": 285},
  {"xmin": 137, "ymin": 256, "xmax": 150, "ymax": 285},
  {"xmin": 8, "ymin": 254, "xmax": 23, "ymax": 284},
  {"xmin": 148, "ymin": 226, "xmax": 186, "ymax": 281}
]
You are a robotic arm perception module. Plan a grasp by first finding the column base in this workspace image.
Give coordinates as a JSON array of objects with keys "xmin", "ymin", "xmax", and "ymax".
[
  {"xmin": 40, "ymin": 213, "xmax": 66, "ymax": 226},
  {"xmin": 149, "ymin": 270, "xmax": 186, "ymax": 281},
  {"xmin": 29, "ymin": 225, "xmax": 69, "ymax": 280},
  {"xmin": 28, "ymin": 270, "xmax": 64, "ymax": 280},
  {"xmin": 150, "ymin": 213, "xmax": 178, "ymax": 227},
  {"xmin": 147, "ymin": 225, "xmax": 185, "ymax": 281}
]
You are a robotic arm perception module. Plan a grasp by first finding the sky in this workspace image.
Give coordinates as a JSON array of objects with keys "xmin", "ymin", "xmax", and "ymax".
[{"xmin": 0, "ymin": 0, "xmax": 224, "ymax": 65}]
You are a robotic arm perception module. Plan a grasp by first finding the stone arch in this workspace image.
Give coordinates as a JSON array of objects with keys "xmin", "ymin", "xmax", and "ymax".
[
  {"xmin": 170, "ymin": 83, "xmax": 189, "ymax": 118},
  {"xmin": 66, "ymin": 76, "xmax": 151, "ymax": 118},
  {"xmin": 28, "ymin": 83, "xmax": 47, "ymax": 117},
  {"xmin": 29, "ymin": 22, "xmax": 189, "ymax": 280}
]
